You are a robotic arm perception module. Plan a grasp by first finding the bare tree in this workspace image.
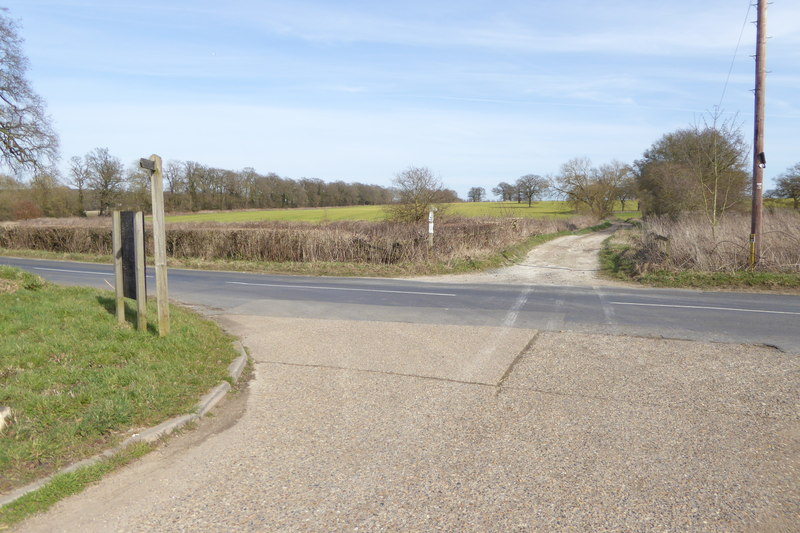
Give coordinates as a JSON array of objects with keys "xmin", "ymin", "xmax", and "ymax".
[
  {"xmin": 68, "ymin": 155, "xmax": 90, "ymax": 215},
  {"xmin": 468, "ymin": 186, "xmax": 486, "ymax": 202},
  {"xmin": 598, "ymin": 160, "xmax": 634, "ymax": 214},
  {"xmin": 161, "ymin": 159, "xmax": 185, "ymax": 210},
  {"xmin": 616, "ymin": 172, "xmax": 638, "ymax": 212},
  {"xmin": 0, "ymin": 11, "xmax": 59, "ymax": 174},
  {"xmin": 770, "ymin": 162, "xmax": 800, "ymax": 210},
  {"xmin": 515, "ymin": 174, "xmax": 549, "ymax": 207},
  {"xmin": 553, "ymin": 157, "xmax": 624, "ymax": 219},
  {"xmin": 386, "ymin": 166, "xmax": 446, "ymax": 222},
  {"xmin": 29, "ymin": 171, "xmax": 73, "ymax": 217},
  {"xmin": 126, "ymin": 164, "xmax": 152, "ymax": 212},
  {"xmin": 85, "ymin": 147, "xmax": 124, "ymax": 215},
  {"xmin": 491, "ymin": 181, "xmax": 515, "ymax": 202},
  {"xmin": 183, "ymin": 161, "xmax": 207, "ymax": 211}
]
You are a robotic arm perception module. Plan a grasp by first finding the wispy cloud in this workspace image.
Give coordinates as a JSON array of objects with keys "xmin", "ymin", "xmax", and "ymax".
[
  {"xmin": 7, "ymin": 0, "xmax": 799, "ymax": 192},
  {"xmin": 232, "ymin": 0, "xmax": 761, "ymax": 56}
]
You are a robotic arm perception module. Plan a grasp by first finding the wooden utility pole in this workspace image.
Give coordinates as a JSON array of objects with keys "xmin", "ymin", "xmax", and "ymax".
[{"xmin": 750, "ymin": 0, "xmax": 767, "ymax": 268}]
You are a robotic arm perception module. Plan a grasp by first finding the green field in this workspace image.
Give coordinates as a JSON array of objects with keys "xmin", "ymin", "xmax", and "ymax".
[
  {"xmin": 163, "ymin": 201, "xmax": 597, "ymax": 224},
  {"xmin": 164, "ymin": 201, "xmax": 646, "ymax": 224},
  {"xmin": 166, "ymin": 204, "xmax": 387, "ymax": 223},
  {"xmin": 764, "ymin": 198, "xmax": 797, "ymax": 209}
]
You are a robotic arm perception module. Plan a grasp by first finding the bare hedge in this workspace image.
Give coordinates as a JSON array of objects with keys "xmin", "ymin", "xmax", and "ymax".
[
  {"xmin": 0, "ymin": 217, "xmax": 592, "ymax": 265},
  {"xmin": 632, "ymin": 211, "xmax": 800, "ymax": 273}
]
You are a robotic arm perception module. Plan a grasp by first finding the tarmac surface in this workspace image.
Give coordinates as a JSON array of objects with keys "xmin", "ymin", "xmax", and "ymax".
[
  {"xmin": 15, "ymin": 316, "xmax": 800, "ymax": 532},
  {"xmin": 10, "ymin": 230, "xmax": 800, "ymax": 531}
]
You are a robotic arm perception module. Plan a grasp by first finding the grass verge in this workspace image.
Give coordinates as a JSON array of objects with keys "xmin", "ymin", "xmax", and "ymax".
[
  {"xmin": 0, "ymin": 442, "xmax": 153, "ymax": 528},
  {"xmin": 600, "ymin": 236, "xmax": 800, "ymax": 292},
  {"xmin": 0, "ymin": 266, "xmax": 239, "ymax": 525}
]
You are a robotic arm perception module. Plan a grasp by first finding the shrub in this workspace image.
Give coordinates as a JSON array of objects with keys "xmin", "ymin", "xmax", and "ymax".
[{"xmin": 628, "ymin": 211, "xmax": 800, "ymax": 273}]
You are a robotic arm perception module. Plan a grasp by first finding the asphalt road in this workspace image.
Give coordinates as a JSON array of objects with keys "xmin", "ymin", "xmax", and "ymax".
[
  {"xmin": 6, "ymin": 255, "xmax": 800, "ymax": 531},
  {"xmin": 2, "ymin": 256, "xmax": 798, "ymax": 353}
]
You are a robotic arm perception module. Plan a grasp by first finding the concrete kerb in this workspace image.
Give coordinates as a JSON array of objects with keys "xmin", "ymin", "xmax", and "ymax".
[{"xmin": 0, "ymin": 342, "xmax": 249, "ymax": 509}]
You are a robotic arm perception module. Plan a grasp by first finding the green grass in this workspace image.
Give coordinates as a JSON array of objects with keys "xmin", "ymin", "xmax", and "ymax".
[
  {"xmin": 764, "ymin": 198, "xmax": 797, "ymax": 210},
  {"xmin": 0, "ymin": 442, "xmax": 153, "ymax": 528},
  {"xmin": 166, "ymin": 205, "xmax": 388, "ymax": 223},
  {"xmin": 634, "ymin": 270, "xmax": 800, "ymax": 290},
  {"xmin": 446, "ymin": 201, "xmax": 576, "ymax": 219},
  {"xmin": 164, "ymin": 201, "xmax": 640, "ymax": 224},
  {"xmin": 599, "ymin": 239, "xmax": 638, "ymax": 281},
  {"xmin": 0, "ymin": 266, "xmax": 239, "ymax": 505}
]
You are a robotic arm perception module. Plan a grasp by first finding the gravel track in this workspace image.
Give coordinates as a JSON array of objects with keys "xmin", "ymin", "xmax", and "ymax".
[{"xmin": 411, "ymin": 225, "xmax": 630, "ymax": 287}]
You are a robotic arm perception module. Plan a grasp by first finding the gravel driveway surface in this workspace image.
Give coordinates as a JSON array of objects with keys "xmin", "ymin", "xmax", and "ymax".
[{"xmin": 411, "ymin": 224, "xmax": 629, "ymax": 287}]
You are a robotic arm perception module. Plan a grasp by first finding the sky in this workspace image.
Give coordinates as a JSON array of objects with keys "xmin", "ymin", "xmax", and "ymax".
[{"xmin": 4, "ymin": 0, "xmax": 799, "ymax": 198}]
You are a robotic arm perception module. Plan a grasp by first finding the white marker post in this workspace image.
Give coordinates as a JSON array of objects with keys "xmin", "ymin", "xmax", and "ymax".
[{"xmin": 428, "ymin": 207, "xmax": 436, "ymax": 249}]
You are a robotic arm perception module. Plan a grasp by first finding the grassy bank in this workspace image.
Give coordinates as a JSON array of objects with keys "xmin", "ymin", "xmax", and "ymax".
[
  {"xmin": 601, "ymin": 212, "xmax": 800, "ymax": 291},
  {"xmin": 0, "ymin": 266, "xmax": 240, "ymax": 525}
]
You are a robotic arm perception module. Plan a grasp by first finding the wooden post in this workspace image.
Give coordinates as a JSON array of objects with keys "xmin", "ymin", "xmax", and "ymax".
[
  {"xmin": 147, "ymin": 154, "xmax": 170, "ymax": 336},
  {"xmin": 112, "ymin": 211, "xmax": 125, "ymax": 324},
  {"xmin": 133, "ymin": 211, "xmax": 147, "ymax": 331},
  {"xmin": 750, "ymin": 0, "xmax": 767, "ymax": 268}
]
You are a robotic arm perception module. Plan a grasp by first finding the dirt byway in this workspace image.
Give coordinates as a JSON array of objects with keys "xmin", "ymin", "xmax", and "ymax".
[{"xmin": 412, "ymin": 224, "xmax": 629, "ymax": 286}]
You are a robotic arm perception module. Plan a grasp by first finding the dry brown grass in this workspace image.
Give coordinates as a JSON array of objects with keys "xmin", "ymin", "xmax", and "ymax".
[
  {"xmin": 0, "ymin": 216, "xmax": 596, "ymax": 267},
  {"xmin": 0, "ymin": 279, "xmax": 18, "ymax": 294},
  {"xmin": 632, "ymin": 211, "xmax": 800, "ymax": 273}
]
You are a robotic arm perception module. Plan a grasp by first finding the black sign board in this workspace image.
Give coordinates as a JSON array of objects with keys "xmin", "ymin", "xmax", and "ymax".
[{"xmin": 120, "ymin": 211, "xmax": 145, "ymax": 300}]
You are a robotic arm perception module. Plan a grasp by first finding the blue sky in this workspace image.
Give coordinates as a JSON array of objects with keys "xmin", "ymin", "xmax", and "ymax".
[{"xmin": 5, "ymin": 0, "xmax": 799, "ymax": 197}]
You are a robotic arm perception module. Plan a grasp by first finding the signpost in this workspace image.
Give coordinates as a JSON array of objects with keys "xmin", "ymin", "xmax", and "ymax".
[
  {"xmin": 111, "ymin": 154, "xmax": 170, "ymax": 336},
  {"xmin": 112, "ymin": 210, "xmax": 146, "ymax": 330},
  {"xmin": 140, "ymin": 154, "xmax": 170, "ymax": 336}
]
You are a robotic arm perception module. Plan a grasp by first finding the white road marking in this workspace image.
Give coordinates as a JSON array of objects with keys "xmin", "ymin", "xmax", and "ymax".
[
  {"xmin": 474, "ymin": 286, "xmax": 533, "ymax": 385},
  {"xmin": 34, "ymin": 267, "xmax": 108, "ymax": 275},
  {"xmin": 610, "ymin": 301, "xmax": 800, "ymax": 316},
  {"xmin": 34, "ymin": 267, "xmax": 154, "ymax": 279},
  {"xmin": 502, "ymin": 286, "xmax": 532, "ymax": 328},
  {"xmin": 594, "ymin": 286, "xmax": 616, "ymax": 324},
  {"xmin": 225, "ymin": 281, "xmax": 457, "ymax": 297}
]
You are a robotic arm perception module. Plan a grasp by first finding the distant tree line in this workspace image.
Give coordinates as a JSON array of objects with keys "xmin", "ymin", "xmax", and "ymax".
[{"xmin": 0, "ymin": 147, "xmax": 398, "ymax": 220}]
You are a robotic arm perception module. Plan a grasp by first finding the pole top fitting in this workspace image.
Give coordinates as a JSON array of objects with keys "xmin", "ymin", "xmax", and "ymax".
[{"xmin": 139, "ymin": 158, "xmax": 156, "ymax": 172}]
